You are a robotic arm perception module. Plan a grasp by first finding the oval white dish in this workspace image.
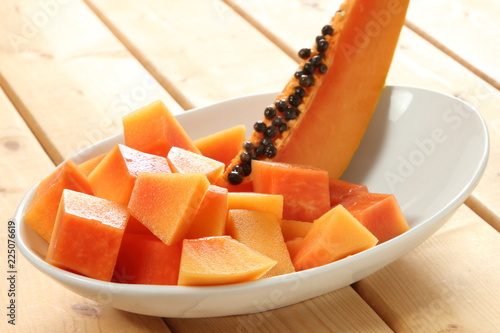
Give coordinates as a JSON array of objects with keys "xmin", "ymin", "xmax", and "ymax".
[{"xmin": 15, "ymin": 85, "xmax": 489, "ymax": 318}]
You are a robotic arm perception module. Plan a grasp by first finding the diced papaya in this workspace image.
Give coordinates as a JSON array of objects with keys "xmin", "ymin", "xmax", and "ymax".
[
  {"xmin": 46, "ymin": 189, "xmax": 128, "ymax": 281},
  {"xmin": 184, "ymin": 185, "xmax": 228, "ymax": 239},
  {"xmin": 127, "ymin": 172, "xmax": 210, "ymax": 245},
  {"xmin": 328, "ymin": 177, "xmax": 368, "ymax": 207},
  {"xmin": 88, "ymin": 144, "xmax": 171, "ymax": 205},
  {"xmin": 178, "ymin": 236, "xmax": 276, "ymax": 286},
  {"xmin": 124, "ymin": 215, "xmax": 155, "ymax": 236},
  {"xmin": 341, "ymin": 191, "xmax": 410, "ymax": 244},
  {"xmin": 78, "ymin": 153, "xmax": 107, "ymax": 177},
  {"xmin": 194, "ymin": 124, "xmax": 246, "ymax": 167},
  {"xmin": 122, "ymin": 100, "xmax": 200, "ymax": 156},
  {"xmin": 114, "ymin": 233, "xmax": 182, "ymax": 285},
  {"xmin": 293, "ymin": 205, "xmax": 378, "ymax": 271},
  {"xmin": 24, "ymin": 160, "xmax": 93, "ymax": 242},
  {"xmin": 227, "ymin": 192, "xmax": 284, "ymax": 220},
  {"xmin": 227, "ymin": 209, "xmax": 295, "ymax": 278},
  {"xmin": 281, "ymin": 219, "xmax": 313, "ymax": 242},
  {"xmin": 167, "ymin": 146, "xmax": 225, "ymax": 184},
  {"xmin": 252, "ymin": 160, "xmax": 330, "ymax": 222},
  {"xmin": 286, "ymin": 238, "xmax": 305, "ymax": 262}
]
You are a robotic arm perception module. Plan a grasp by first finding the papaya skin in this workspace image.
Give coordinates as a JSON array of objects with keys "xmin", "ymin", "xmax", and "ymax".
[{"xmin": 221, "ymin": 0, "xmax": 410, "ymax": 185}]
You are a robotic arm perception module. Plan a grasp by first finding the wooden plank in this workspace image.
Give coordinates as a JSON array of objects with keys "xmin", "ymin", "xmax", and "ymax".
[
  {"xmin": 353, "ymin": 205, "xmax": 500, "ymax": 332},
  {"xmin": 168, "ymin": 287, "xmax": 392, "ymax": 333},
  {"xmin": 83, "ymin": 0, "xmax": 297, "ymax": 108},
  {"xmin": 0, "ymin": 0, "xmax": 181, "ymax": 164},
  {"xmin": 405, "ymin": 0, "xmax": 500, "ymax": 89},
  {"xmin": 0, "ymin": 89, "xmax": 170, "ymax": 332}
]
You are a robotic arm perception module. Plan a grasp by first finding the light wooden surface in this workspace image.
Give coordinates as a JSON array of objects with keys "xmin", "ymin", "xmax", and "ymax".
[{"xmin": 1, "ymin": 0, "xmax": 499, "ymax": 332}]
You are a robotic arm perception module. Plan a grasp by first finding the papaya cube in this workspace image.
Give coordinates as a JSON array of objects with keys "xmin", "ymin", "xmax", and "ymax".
[
  {"xmin": 178, "ymin": 236, "xmax": 277, "ymax": 286},
  {"xmin": 286, "ymin": 238, "xmax": 305, "ymax": 262},
  {"xmin": 114, "ymin": 233, "xmax": 182, "ymax": 285},
  {"xmin": 24, "ymin": 160, "xmax": 92, "ymax": 242},
  {"xmin": 194, "ymin": 124, "xmax": 246, "ymax": 167},
  {"xmin": 78, "ymin": 153, "xmax": 107, "ymax": 177},
  {"xmin": 281, "ymin": 219, "xmax": 313, "ymax": 242},
  {"xmin": 341, "ymin": 192, "xmax": 410, "ymax": 244},
  {"xmin": 124, "ymin": 215, "xmax": 155, "ymax": 236},
  {"xmin": 122, "ymin": 100, "xmax": 200, "ymax": 156},
  {"xmin": 227, "ymin": 209, "xmax": 295, "ymax": 278},
  {"xmin": 328, "ymin": 177, "xmax": 368, "ymax": 207},
  {"xmin": 184, "ymin": 185, "xmax": 228, "ymax": 239},
  {"xmin": 167, "ymin": 146, "xmax": 225, "ymax": 184},
  {"xmin": 88, "ymin": 144, "xmax": 171, "ymax": 205},
  {"xmin": 293, "ymin": 205, "xmax": 378, "ymax": 271},
  {"xmin": 127, "ymin": 172, "xmax": 210, "ymax": 245},
  {"xmin": 46, "ymin": 189, "xmax": 128, "ymax": 281},
  {"xmin": 252, "ymin": 160, "xmax": 330, "ymax": 222},
  {"xmin": 227, "ymin": 192, "xmax": 284, "ymax": 220}
]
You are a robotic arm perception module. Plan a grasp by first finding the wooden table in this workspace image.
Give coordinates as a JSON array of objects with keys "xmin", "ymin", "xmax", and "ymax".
[{"xmin": 1, "ymin": 0, "xmax": 499, "ymax": 331}]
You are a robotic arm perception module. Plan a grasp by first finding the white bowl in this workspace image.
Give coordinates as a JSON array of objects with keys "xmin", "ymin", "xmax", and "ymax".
[{"xmin": 15, "ymin": 85, "xmax": 489, "ymax": 318}]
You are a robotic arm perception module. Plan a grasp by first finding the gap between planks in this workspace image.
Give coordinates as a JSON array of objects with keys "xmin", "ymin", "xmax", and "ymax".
[
  {"xmin": 222, "ymin": 0, "xmax": 301, "ymax": 63},
  {"xmin": 0, "ymin": 72, "xmax": 60, "ymax": 166},
  {"xmin": 81, "ymin": 0, "xmax": 195, "ymax": 112},
  {"xmin": 465, "ymin": 195, "xmax": 500, "ymax": 232},
  {"xmin": 405, "ymin": 19, "xmax": 500, "ymax": 91}
]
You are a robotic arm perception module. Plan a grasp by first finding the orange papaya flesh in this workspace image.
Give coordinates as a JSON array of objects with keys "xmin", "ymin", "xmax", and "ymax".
[
  {"xmin": 124, "ymin": 215, "xmax": 155, "ymax": 236},
  {"xmin": 167, "ymin": 146, "xmax": 225, "ymax": 184},
  {"xmin": 178, "ymin": 236, "xmax": 277, "ymax": 286},
  {"xmin": 281, "ymin": 219, "xmax": 313, "ymax": 242},
  {"xmin": 88, "ymin": 144, "xmax": 171, "ymax": 205},
  {"xmin": 127, "ymin": 172, "xmax": 210, "ymax": 246},
  {"xmin": 252, "ymin": 160, "xmax": 330, "ymax": 222},
  {"xmin": 227, "ymin": 192, "xmax": 284, "ymax": 221},
  {"xmin": 46, "ymin": 189, "xmax": 128, "ymax": 281},
  {"xmin": 329, "ymin": 177, "xmax": 368, "ymax": 207},
  {"xmin": 78, "ymin": 153, "xmax": 107, "ymax": 177},
  {"xmin": 286, "ymin": 238, "xmax": 305, "ymax": 262},
  {"xmin": 184, "ymin": 185, "xmax": 228, "ymax": 239},
  {"xmin": 227, "ymin": 209, "xmax": 295, "ymax": 278},
  {"xmin": 194, "ymin": 124, "xmax": 246, "ymax": 167},
  {"xmin": 222, "ymin": 0, "xmax": 409, "ymax": 186},
  {"xmin": 122, "ymin": 100, "xmax": 200, "ymax": 157},
  {"xmin": 24, "ymin": 160, "xmax": 93, "ymax": 242},
  {"xmin": 340, "ymin": 191, "xmax": 409, "ymax": 244},
  {"xmin": 114, "ymin": 233, "xmax": 182, "ymax": 285},
  {"xmin": 292, "ymin": 204, "xmax": 378, "ymax": 271}
]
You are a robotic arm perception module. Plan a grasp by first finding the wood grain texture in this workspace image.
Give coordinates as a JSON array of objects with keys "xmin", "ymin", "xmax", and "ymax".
[
  {"xmin": 405, "ymin": 0, "xmax": 500, "ymax": 89},
  {"xmin": 167, "ymin": 287, "xmax": 392, "ymax": 333},
  {"xmin": 0, "ymin": 0, "xmax": 180, "ymax": 164},
  {"xmin": 353, "ymin": 205, "xmax": 500, "ymax": 332},
  {"xmin": 0, "ymin": 88, "xmax": 170, "ymax": 332},
  {"xmin": 84, "ymin": 0, "xmax": 297, "ymax": 109}
]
